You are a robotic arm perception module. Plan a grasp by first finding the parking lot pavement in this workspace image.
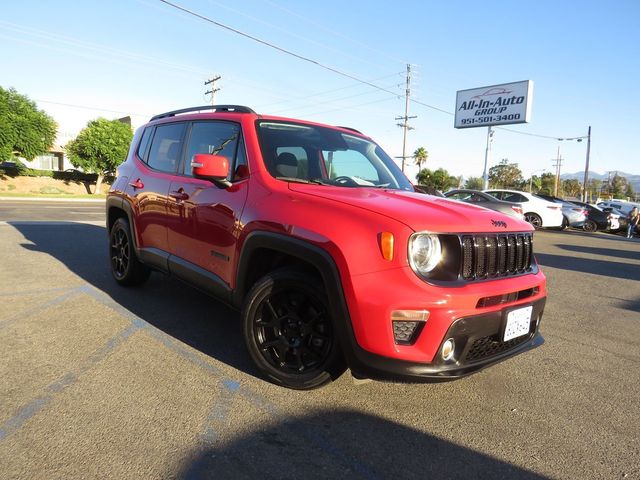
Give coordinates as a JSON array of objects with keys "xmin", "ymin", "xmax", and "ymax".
[{"xmin": 1, "ymin": 203, "xmax": 639, "ymax": 479}]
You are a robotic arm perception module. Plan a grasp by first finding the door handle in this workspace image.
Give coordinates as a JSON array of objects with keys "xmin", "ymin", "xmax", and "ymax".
[
  {"xmin": 129, "ymin": 179, "xmax": 144, "ymax": 189},
  {"xmin": 169, "ymin": 189, "xmax": 189, "ymax": 201}
]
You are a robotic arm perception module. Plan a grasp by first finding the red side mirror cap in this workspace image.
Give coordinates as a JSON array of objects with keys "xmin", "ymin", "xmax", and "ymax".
[{"xmin": 191, "ymin": 153, "xmax": 229, "ymax": 180}]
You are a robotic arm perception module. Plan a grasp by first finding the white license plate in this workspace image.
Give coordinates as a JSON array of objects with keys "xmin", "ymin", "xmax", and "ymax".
[{"xmin": 504, "ymin": 306, "xmax": 533, "ymax": 341}]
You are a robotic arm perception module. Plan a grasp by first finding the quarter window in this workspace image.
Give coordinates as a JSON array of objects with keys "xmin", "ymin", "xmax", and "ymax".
[{"xmin": 137, "ymin": 127, "xmax": 153, "ymax": 162}]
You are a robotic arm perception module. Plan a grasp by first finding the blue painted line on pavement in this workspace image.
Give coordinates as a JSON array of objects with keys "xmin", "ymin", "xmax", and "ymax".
[
  {"xmin": 0, "ymin": 287, "xmax": 83, "ymax": 329},
  {"xmin": 0, "ymin": 321, "xmax": 141, "ymax": 442}
]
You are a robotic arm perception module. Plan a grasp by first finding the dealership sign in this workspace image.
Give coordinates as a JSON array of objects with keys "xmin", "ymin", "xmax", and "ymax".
[{"xmin": 454, "ymin": 80, "xmax": 533, "ymax": 129}]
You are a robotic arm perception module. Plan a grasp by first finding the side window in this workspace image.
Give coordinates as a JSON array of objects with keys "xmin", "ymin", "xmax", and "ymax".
[
  {"xmin": 137, "ymin": 127, "xmax": 153, "ymax": 162},
  {"xmin": 503, "ymin": 193, "xmax": 527, "ymax": 202},
  {"xmin": 323, "ymin": 150, "xmax": 379, "ymax": 183},
  {"xmin": 488, "ymin": 191, "xmax": 503, "ymax": 200},
  {"xmin": 470, "ymin": 194, "xmax": 486, "ymax": 202},
  {"xmin": 147, "ymin": 123, "xmax": 186, "ymax": 173},
  {"xmin": 183, "ymin": 121, "xmax": 240, "ymax": 176}
]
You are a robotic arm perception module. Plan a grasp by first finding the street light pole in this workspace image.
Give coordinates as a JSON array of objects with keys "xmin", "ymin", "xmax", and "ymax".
[{"xmin": 582, "ymin": 126, "xmax": 592, "ymax": 202}]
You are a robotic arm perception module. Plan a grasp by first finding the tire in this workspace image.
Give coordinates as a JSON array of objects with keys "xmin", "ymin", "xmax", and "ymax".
[
  {"xmin": 242, "ymin": 268, "xmax": 346, "ymax": 390},
  {"xmin": 109, "ymin": 217, "xmax": 151, "ymax": 286},
  {"xmin": 524, "ymin": 212, "xmax": 543, "ymax": 228},
  {"xmin": 583, "ymin": 220, "xmax": 597, "ymax": 233}
]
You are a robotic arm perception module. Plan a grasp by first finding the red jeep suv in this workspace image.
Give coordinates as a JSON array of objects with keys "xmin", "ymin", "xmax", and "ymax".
[{"xmin": 107, "ymin": 105, "xmax": 546, "ymax": 389}]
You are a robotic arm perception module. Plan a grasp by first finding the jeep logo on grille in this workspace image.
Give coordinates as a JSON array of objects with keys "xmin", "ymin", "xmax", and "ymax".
[{"xmin": 491, "ymin": 219, "xmax": 507, "ymax": 228}]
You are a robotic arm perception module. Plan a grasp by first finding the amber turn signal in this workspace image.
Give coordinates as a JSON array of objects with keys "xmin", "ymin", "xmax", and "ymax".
[{"xmin": 379, "ymin": 232, "xmax": 394, "ymax": 261}]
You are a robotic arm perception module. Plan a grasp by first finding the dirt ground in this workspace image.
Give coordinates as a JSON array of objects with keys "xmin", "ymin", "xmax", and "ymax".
[{"xmin": 0, "ymin": 175, "xmax": 110, "ymax": 195}]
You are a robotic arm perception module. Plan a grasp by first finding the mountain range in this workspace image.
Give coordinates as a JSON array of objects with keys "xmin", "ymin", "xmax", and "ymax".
[{"xmin": 560, "ymin": 171, "xmax": 640, "ymax": 193}]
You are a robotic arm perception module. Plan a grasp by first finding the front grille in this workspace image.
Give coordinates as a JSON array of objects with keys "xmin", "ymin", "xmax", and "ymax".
[
  {"xmin": 461, "ymin": 233, "xmax": 533, "ymax": 280},
  {"xmin": 465, "ymin": 334, "xmax": 531, "ymax": 362}
]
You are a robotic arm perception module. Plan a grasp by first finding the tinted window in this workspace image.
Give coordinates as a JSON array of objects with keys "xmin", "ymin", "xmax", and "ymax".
[
  {"xmin": 502, "ymin": 193, "xmax": 527, "ymax": 203},
  {"xmin": 137, "ymin": 127, "xmax": 153, "ymax": 161},
  {"xmin": 183, "ymin": 121, "xmax": 240, "ymax": 176},
  {"xmin": 487, "ymin": 191, "xmax": 504, "ymax": 200},
  {"xmin": 147, "ymin": 123, "xmax": 185, "ymax": 173}
]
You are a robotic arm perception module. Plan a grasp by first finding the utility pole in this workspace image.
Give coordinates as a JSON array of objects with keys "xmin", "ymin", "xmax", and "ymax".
[
  {"xmin": 204, "ymin": 75, "xmax": 221, "ymax": 105},
  {"xmin": 395, "ymin": 64, "xmax": 416, "ymax": 172},
  {"xmin": 552, "ymin": 146, "xmax": 563, "ymax": 197},
  {"xmin": 582, "ymin": 126, "xmax": 592, "ymax": 202},
  {"xmin": 482, "ymin": 127, "xmax": 494, "ymax": 190}
]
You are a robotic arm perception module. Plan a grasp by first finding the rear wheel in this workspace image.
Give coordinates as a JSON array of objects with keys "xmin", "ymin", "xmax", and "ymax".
[
  {"xmin": 109, "ymin": 217, "xmax": 150, "ymax": 286},
  {"xmin": 524, "ymin": 212, "xmax": 543, "ymax": 228},
  {"xmin": 583, "ymin": 220, "xmax": 597, "ymax": 232},
  {"xmin": 242, "ymin": 268, "xmax": 346, "ymax": 390}
]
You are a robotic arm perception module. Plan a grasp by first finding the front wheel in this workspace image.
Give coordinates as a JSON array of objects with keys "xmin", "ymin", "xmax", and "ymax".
[
  {"xmin": 242, "ymin": 268, "xmax": 346, "ymax": 390},
  {"xmin": 524, "ymin": 212, "xmax": 543, "ymax": 228},
  {"xmin": 583, "ymin": 220, "xmax": 597, "ymax": 232}
]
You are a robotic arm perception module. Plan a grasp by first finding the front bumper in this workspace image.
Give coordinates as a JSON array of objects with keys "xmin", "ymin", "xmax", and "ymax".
[{"xmin": 346, "ymin": 296, "xmax": 546, "ymax": 382}]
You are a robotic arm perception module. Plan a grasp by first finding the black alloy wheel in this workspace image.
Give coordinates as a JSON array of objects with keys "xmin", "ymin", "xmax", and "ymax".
[
  {"xmin": 242, "ymin": 269, "xmax": 345, "ymax": 389},
  {"xmin": 109, "ymin": 217, "xmax": 150, "ymax": 286}
]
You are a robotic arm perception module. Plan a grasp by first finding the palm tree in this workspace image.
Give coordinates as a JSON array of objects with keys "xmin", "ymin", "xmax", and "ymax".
[{"xmin": 413, "ymin": 147, "xmax": 428, "ymax": 171}]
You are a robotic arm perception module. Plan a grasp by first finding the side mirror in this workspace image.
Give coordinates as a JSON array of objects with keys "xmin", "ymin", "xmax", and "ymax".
[{"xmin": 191, "ymin": 154, "xmax": 231, "ymax": 188}]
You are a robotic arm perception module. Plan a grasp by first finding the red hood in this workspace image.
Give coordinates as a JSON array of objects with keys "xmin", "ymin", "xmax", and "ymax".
[{"xmin": 288, "ymin": 185, "xmax": 532, "ymax": 233}]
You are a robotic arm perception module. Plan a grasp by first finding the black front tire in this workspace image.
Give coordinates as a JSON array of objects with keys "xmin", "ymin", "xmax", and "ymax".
[
  {"xmin": 242, "ymin": 268, "xmax": 346, "ymax": 390},
  {"xmin": 109, "ymin": 217, "xmax": 150, "ymax": 286}
]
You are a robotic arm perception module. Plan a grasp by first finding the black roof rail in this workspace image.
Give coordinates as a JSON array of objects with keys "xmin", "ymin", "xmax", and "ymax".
[
  {"xmin": 150, "ymin": 105, "xmax": 256, "ymax": 121},
  {"xmin": 336, "ymin": 125, "xmax": 362, "ymax": 134}
]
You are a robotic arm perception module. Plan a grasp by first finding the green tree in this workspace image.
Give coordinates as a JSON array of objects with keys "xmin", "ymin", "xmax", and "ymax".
[
  {"xmin": 610, "ymin": 173, "xmax": 629, "ymax": 198},
  {"xmin": 464, "ymin": 176, "xmax": 483, "ymax": 190},
  {"xmin": 526, "ymin": 175, "xmax": 542, "ymax": 193},
  {"xmin": 562, "ymin": 178, "xmax": 582, "ymax": 198},
  {"xmin": 66, "ymin": 118, "xmax": 132, "ymax": 194},
  {"xmin": 538, "ymin": 172, "xmax": 556, "ymax": 195},
  {"xmin": 413, "ymin": 147, "xmax": 429, "ymax": 171},
  {"xmin": 416, "ymin": 168, "xmax": 458, "ymax": 192},
  {"xmin": 625, "ymin": 182, "xmax": 635, "ymax": 199},
  {"xmin": 0, "ymin": 87, "xmax": 57, "ymax": 161},
  {"xmin": 488, "ymin": 159, "xmax": 523, "ymax": 189}
]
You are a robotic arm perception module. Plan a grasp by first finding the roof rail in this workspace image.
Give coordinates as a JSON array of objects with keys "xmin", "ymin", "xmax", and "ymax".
[
  {"xmin": 150, "ymin": 105, "xmax": 256, "ymax": 121},
  {"xmin": 336, "ymin": 125, "xmax": 362, "ymax": 134}
]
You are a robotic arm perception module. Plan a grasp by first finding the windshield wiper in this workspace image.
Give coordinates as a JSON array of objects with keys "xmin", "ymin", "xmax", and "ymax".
[{"xmin": 275, "ymin": 176, "xmax": 327, "ymax": 185}]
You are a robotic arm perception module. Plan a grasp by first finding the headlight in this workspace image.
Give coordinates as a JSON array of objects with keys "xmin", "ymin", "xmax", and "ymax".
[{"xmin": 409, "ymin": 233, "xmax": 442, "ymax": 275}]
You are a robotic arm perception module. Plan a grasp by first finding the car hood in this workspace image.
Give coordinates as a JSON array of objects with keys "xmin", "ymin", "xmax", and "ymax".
[{"xmin": 288, "ymin": 185, "xmax": 533, "ymax": 233}]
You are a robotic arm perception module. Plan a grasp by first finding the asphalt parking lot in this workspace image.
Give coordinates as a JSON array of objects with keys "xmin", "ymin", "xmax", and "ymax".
[{"xmin": 1, "ymin": 198, "xmax": 639, "ymax": 480}]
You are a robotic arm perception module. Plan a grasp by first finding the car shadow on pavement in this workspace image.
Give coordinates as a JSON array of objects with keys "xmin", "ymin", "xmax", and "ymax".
[
  {"xmin": 14, "ymin": 223, "xmax": 259, "ymax": 378},
  {"xmin": 535, "ymin": 253, "xmax": 640, "ymax": 281},
  {"xmin": 178, "ymin": 409, "xmax": 549, "ymax": 480},
  {"xmin": 556, "ymin": 244, "xmax": 640, "ymax": 261}
]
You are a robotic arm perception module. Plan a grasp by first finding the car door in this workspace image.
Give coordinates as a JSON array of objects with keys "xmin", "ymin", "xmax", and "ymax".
[
  {"xmin": 129, "ymin": 122, "xmax": 186, "ymax": 257},
  {"xmin": 167, "ymin": 120, "xmax": 249, "ymax": 287}
]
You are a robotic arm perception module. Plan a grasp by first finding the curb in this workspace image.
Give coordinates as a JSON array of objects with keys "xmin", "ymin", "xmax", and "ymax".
[{"xmin": 0, "ymin": 196, "xmax": 106, "ymax": 203}]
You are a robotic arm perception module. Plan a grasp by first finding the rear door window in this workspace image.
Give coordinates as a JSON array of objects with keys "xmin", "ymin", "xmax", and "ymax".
[{"xmin": 146, "ymin": 123, "xmax": 186, "ymax": 173}]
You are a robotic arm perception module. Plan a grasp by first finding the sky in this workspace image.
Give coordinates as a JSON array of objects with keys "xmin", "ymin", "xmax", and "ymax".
[{"xmin": 1, "ymin": 0, "xmax": 638, "ymax": 182}]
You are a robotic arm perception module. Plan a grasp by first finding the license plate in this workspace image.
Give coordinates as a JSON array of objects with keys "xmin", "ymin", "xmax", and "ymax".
[{"xmin": 504, "ymin": 306, "xmax": 533, "ymax": 341}]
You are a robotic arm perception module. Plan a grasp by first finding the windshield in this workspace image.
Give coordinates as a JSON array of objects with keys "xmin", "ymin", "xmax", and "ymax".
[{"xmin": 256, "ymin": 121, "xmax": 413, "ymax": 191}]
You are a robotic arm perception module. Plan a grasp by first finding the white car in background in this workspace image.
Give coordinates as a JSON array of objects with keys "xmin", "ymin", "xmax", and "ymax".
[{"xmin": 484, "ymin": 189, "xmax": 564, "ymax": 228}]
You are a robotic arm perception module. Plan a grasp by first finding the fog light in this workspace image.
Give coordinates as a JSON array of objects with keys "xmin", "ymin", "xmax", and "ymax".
[
  {"xmin": 391, "ymin": 310, "xmax": 428, "ymax": 345},
  {"xmin": 441, "ymin": 338, "xmax": 455, "ymax": 361}
]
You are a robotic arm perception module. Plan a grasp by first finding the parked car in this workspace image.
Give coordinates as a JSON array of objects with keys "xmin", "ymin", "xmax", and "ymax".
[
  {"xmin": 597, "ymin": 200, "xmax": 640, "ymax": 216},
  {"xmin": 444, "ymin": 189, "xmax": 524, "ymax": 219},
  {"xmin": 107, "ymin": 104, "xmax": 547, "ymax": 389},
  {"xmin": 570, "ymin": 201, "xmax": 618, "ymax": 232},
  {"xmin": 532, "ymin": 194, "xmax": 587, "ymax": 229},
  {"xmin": 484, "ymin": 189, "xmax": 564, "ymax": 228},
  {"xmin": 601, "ymin": 207, "xmax": 628, "ymax": 232}
]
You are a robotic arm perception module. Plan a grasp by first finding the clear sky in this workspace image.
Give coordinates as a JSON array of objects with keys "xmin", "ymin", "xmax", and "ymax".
[{"xmin": 1, "ymin": 0, "xmax": 638, "ymax": 181}]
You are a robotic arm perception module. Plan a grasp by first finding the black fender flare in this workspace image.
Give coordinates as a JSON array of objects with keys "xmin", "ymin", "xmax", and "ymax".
[{"xmin": 233, "ymin": 231, "xmax": 362, "ymax": 366}]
